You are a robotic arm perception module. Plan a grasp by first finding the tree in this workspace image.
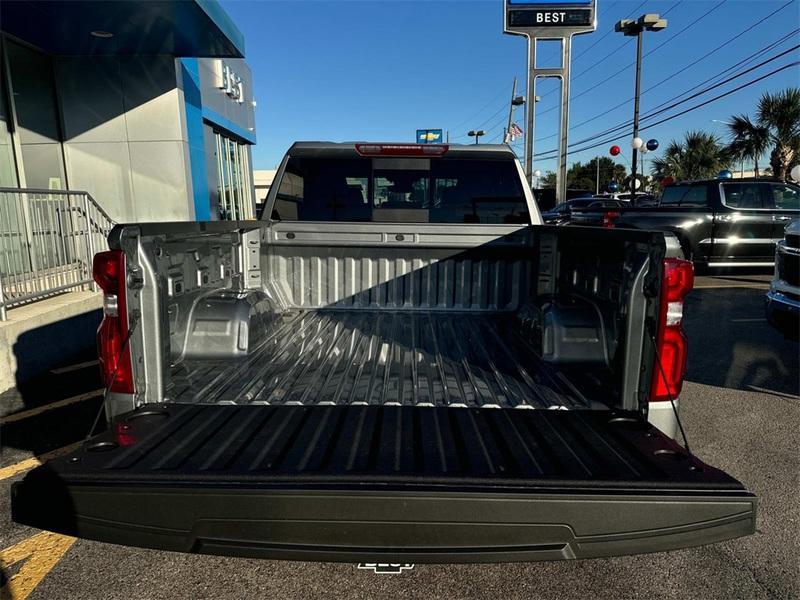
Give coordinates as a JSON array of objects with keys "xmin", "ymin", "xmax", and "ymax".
[
  {"xmin": 757, "ymin": 87, "xmax": 800, "ymax": 179},
  {"xmin": 726, "ymin": 114, "xmax": 770, "ymax": 177},
  {"xmin": 650, "ymin": 131, "xmax": 731, "ymax": 181},
  {"xmin": 538, "ymin": 158, "xmax": 627, "ymax": 192}
]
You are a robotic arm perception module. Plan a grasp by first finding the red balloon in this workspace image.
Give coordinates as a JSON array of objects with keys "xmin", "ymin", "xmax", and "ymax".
[{"xmin": 609, "ymin": 145, "xmax": 621, "ymax": 156}]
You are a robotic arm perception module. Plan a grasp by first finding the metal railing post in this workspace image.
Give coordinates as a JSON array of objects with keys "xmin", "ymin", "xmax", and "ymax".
[
  {"xmin": 0, "ymin": 187, "xmax": 113, "ymax": 313},
  {"xmin": 83, "ymin": 193, "xmax": 97, "ymax": 291},
  {"xmin": 0, "ymin": 271, "xmax": 7, "ymax": 321}
]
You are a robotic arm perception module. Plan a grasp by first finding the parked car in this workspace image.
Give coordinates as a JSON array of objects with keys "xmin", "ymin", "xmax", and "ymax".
[
  {"xmin": 612, "ymin": 178, "xmax": 799, "ymax": 267},
  {"xmin": 533, "ymin": 187, "xmax": 593, "ymax": 212},
  {"xmin": 13, "ymin": 142, "xmax": 756, "ymax": 564},
  {"xmin": 766, "ymin": 218, "xmax": 799, "ymax": 340},
  {"xmin": 541, "ymin": 198, "xmax": 623, "ymax": 225}
]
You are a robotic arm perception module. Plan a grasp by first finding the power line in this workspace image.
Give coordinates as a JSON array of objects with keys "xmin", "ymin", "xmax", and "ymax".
[
  {"xmin": 536, "ymin": 2, "xmax": 797, "ymax": 142},
  {"xmin": 536, "ymin": 0, "xmax": 723, "ymax": 113},
  {"xmin": 536, "ymin": 0, "xmax": 688, "ymax": 105},
  {"xmin": 539, "ymin": 42, "xmax": 800, "ymax": 155},
  {"xmin": 536, "ymin": 0, "xmax": 640, "ymax": 67},
  {"xmin": 448, "ymin": 86, "xmax": 510, "ymax": 132},
  {"xmin": 447, "ymin": 0, "xmax": 646, "ymax": 139},
  {"xmin": 535, "ymin": 61, "xmax": 799, "ymax": 160}
]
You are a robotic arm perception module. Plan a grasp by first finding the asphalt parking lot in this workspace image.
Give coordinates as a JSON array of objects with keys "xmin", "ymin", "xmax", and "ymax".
[{"xmin": 1, "ymin": 273, "xmax": 798, "ymax": 600}]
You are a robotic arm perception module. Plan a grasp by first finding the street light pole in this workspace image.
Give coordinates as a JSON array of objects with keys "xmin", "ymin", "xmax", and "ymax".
[
  {"xmin": 631, "ymin": 29, "xmax": 643, "ymax": 197},
  {"xmin": 616, "ymin": 14, "xmax": 667, "ymax": 197},
  {"xmin": 595, "ymin": 156, "xmax": 600, "ymax": 195},
  {"xmin": 468, "ymin": 130, "xmax": 486, "ymax": 145}
]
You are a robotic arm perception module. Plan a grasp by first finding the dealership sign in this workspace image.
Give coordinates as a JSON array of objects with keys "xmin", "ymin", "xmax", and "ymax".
[
  {"xmin": 216, "ymin": 60, "xmax": 244, "ymax": 104},
  {"xmin": 505, "ymin": 0, "xmax": 596, "ymax": 33},
  {"xmin": 416, "ymin": 129, "xmax": 443, "ymax": 144}
]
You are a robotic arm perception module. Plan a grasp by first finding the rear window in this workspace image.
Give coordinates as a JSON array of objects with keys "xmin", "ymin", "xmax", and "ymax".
[
  {"xmin": 660, "ymin": 185, "xmax": 708, "ymax": 207},
  {"xmin": 270, "ymin": 156, "xmax": 529, "ymax": 224}
]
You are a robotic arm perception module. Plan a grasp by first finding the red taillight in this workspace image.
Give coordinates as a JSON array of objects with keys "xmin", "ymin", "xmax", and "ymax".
[
  {"xmin": 650, "ymin": 258, "xmax": 694, "ymax": 402},
  {"xmin": 93, "ymin": 250, "xmax": 134, "ymax": 394},
  {"xmin": 355, "ymin": 143, "xmax": 449, "ymax": 156},
  {"xmin": 602, "ymin": 210, "xmax": 620, "ymax": 228}
]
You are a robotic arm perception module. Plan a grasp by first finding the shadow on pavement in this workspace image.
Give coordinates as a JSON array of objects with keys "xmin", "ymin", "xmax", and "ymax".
[{"xmin": 684, "ymin": 287, "xmax": 799, "ymax": 397}]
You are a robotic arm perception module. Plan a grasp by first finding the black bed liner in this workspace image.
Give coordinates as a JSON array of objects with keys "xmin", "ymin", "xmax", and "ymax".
[
  {"xmin": 169, "ymin": 311, "xmax": 598, "ymax": 409},
  {"xmin": 13, "ymin": 404, "xmax": 755, "ymax": 562}
]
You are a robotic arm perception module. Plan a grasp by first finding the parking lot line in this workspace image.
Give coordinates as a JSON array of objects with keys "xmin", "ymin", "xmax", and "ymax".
[
  {"xmin": 0, "ymin": 531, "xmax": 76, "ymax": 600},
  {"xmin": 50, "ymin": 359, "xmax": 98, "ymax": 375},
  {"xmin": 0, "ymin": 442, "xmax": 82, "ymax": 482},
  {"xmin": 0, "ymin": 389, "xmax": 104, "ymax": 426}
]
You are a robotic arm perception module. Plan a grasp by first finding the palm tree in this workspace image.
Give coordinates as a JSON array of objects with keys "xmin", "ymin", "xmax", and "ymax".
[
  {"xmin": 757, "ymin": 87, "xmax": 800, "ymax": 179},
  {"xmin": 650, "ymin": 131, "xmax": 731, "ymax": 181},
  {"xmin": 726, "ymin": 115, "xmax": 770, "ymax": 177}
]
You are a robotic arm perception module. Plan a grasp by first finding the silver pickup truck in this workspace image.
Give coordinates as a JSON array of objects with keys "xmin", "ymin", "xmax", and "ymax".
[{"xmin": 13, "ymin": 142, "xmax": 755, "ymax": 563}]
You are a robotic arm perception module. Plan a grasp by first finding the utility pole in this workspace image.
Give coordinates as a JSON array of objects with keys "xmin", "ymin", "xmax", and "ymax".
[
  {"xmin": 596, "ymin": 157, "xmax": 600, "ymax": 195},
  {"xmin": 505, "ymin": 77, "xmax": 517, "ymax": 144},
  {"xmin": 616, "ymin": 14, "xmax": 667, "ymax": 197},
  {"xmin": 504, "ymin": 78, "xmax": 526, "ymax": 145}
]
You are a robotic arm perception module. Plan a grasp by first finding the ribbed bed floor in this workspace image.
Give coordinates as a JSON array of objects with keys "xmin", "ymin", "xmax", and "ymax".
[{"xmin": 169, "ymin": 311, "xmax": 596, "ymax": 409}]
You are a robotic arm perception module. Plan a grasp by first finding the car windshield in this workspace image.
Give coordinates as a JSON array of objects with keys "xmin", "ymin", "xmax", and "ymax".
[{"xmin": 271, "ymin": 156, "xmax": 529, "ymax": 223}]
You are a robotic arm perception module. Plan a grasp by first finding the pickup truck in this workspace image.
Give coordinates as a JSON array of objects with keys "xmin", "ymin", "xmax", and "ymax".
[
  {"xmin": 13, "ymin": 143, "xmax": 756, "ymax": 563},
  {"xmin": 612, "ymin": 178, "xmax": 799, "ymax": 268},
  {"xmin": 766, "ymin": 218, "xmax": 800, "ymax": 340}
]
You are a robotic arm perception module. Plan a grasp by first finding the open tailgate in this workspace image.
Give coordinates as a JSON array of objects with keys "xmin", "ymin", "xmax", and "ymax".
[{"xmin": 12, "ymin": 404, "xmax": 756, "ymax": 562}]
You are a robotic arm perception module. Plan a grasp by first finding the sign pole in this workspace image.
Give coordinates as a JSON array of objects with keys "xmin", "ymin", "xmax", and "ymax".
[
  {"xmin": 504, "ymin": 0, "xmax": 597, "ymax": 203},
  {"xmin": 525, "ymin": 41, "xmax": 537, "ymax": 185},
  {"xmin": 556, "ymin": 36, "xmax": 572, "ymax": 204}
]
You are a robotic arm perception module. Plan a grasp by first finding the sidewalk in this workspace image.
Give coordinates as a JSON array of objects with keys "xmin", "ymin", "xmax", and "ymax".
[{"xmin": 0, "ymin": 291, "xmax": 102, "ymax": 415}]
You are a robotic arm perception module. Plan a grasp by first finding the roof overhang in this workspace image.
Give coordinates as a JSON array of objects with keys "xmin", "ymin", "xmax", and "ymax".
[{"xmin": 0, "ymin": 0, "xmax": 244, "ymax": 57}]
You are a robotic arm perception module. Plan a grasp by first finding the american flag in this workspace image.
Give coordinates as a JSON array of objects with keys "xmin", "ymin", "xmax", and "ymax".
[{"xmin": 509, "ymin": 123, "xmax": 524, "ymax": 140}]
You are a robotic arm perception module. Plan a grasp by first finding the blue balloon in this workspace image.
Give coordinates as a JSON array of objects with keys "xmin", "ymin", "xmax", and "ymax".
[
  {"xmin": 717, "ymin": 170, "xmax": 733, "ymax": 179},
  {"xmin": 608, "ymin": 182, "xmax": 619, "ymax": 191},
  {"xmin": 646, "ymin": 139, "xmax": 659, "ymax": 151}
]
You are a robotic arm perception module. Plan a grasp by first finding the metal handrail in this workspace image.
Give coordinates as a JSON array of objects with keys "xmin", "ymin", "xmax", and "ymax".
[{"xmin": 0, "ymin": 188, "xmax": 116, "ymax": 320}]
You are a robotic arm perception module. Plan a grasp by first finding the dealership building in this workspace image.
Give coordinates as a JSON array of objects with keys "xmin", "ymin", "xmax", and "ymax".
[{"xmin": 0, "ymin": 0, "xmax": 257, "ymax": 222}]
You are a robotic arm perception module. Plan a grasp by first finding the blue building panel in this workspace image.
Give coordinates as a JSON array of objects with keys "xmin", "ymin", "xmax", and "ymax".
[{"xmin": 181, "ymin": 58, "xmax": 212, "ymax": 221}]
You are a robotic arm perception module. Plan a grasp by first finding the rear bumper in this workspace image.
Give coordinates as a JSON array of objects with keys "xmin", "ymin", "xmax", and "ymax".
[
  {"xmin": 766, "ymin": 289, "xmax": 800, "ymax": 339},
  {"xmin": 647, "ymin": 400, "xmax": 679, "ymax": 440},
  {"xmin": 12, "ymin": 478, "xmax": 756, "ymax": 563}
]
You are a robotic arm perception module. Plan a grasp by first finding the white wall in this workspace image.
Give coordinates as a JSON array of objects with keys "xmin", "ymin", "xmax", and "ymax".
[{"xmin": 55, "ymin": 56, "xmax": 193, "ymax": 223}]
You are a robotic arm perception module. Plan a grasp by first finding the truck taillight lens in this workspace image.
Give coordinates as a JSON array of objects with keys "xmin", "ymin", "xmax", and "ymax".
[
  {"xmin": 650, "ymin": 258, "xmax": 694, "ymax": 402},
  {"xmin": 602, "ymin": 210, "xmax": 620, "ymax": 228},
  {"xmin": 93, "ymin": 250, "xmax": 134, "ymax": 394}
]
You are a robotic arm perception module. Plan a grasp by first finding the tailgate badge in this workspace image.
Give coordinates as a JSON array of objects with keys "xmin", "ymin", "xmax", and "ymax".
[{"xmin": 357, "ymin": 563, "xmax": 415, "ymax": 574}]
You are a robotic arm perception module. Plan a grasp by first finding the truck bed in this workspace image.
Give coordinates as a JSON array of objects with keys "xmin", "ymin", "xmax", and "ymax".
[{"xmin": 169, "ymin": 310, "xmax": 599, "ymax": 409}]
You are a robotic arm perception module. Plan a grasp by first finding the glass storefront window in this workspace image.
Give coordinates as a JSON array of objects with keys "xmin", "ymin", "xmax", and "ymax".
[
  {"xmin": 5, "ymin": 40, "xmax": 66, "ymax": 189},
  {"xmin": 0, "ymin": 48, "xmax": 18, "ymax": 187},
  {"xmin": 213, "ymin": 130, "xmax": 253, "ymax": 220}
]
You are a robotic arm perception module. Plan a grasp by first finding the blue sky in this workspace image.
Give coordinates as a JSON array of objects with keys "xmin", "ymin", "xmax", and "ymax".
[{"xmin": 221, "ymin": 0, "xmax": 800, "ymax": 173}]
